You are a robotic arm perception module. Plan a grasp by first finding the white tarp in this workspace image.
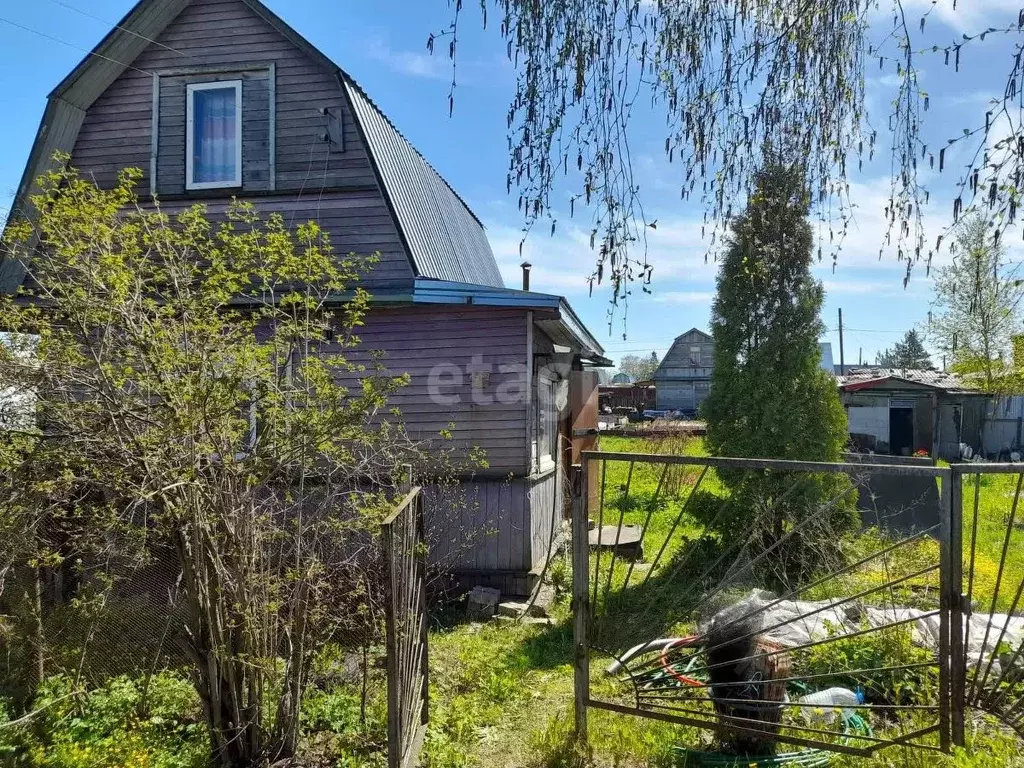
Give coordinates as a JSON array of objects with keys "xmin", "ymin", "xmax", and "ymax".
[{"xmin": 708, "ymin": 590, "xmax": 1024, "ymax": 678}]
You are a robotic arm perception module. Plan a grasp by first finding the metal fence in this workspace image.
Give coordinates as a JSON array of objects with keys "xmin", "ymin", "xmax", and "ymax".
[
  {"xmin": 572, "ymin": 450, "xmax": 955, "ymax": 759},
  {"xmin": 382, "ymin": 485, "xmax": 430, "ymax": 768}
]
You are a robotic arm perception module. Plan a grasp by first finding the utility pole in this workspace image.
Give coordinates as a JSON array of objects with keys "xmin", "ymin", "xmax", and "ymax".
[{"xmin": 838, "ymin": 308, "xmax": 845, "ymax": 374}]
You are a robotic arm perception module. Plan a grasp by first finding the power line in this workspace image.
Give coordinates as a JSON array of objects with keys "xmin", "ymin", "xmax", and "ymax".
[
  {"xmin": 0, "ymin": 14, "xmax": 157, "ymax": 78},
  {"xmin": 42, "ymin": 0, "xmax": 195, "ymax": 61}
]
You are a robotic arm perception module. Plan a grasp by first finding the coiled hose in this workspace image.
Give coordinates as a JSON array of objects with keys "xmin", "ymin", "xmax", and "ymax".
[{"xmin": 671, "ymin": 713, "xmax": 873, "ymax": 767}]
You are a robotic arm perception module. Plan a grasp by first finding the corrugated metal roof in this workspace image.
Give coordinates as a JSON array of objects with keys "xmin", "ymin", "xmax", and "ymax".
[
  {"xmin": 837, "ymin": 367, "xmax": 981, "ymax": 393},
  {"xmin": 343, "ymin": 79, "xmax": 504, "ymax": 289}
]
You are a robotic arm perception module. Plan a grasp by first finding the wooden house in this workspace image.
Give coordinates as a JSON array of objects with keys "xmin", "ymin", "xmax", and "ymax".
[
  {"xmin": 651, "ymin": 328, "xmax": 714, "ymax": 414},
  {"xmin": 1, "ymin": 0, "xmax": 608, "ymax": 596}
]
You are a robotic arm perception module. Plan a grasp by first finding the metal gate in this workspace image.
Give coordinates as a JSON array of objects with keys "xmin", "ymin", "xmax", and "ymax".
[
  {"xmin": 382, "ymin": 486, "xmax": 429, "ymax": 768},
  {"xmin": 572, "ymin": 450, "xmax": 955, "ymax": 758}
]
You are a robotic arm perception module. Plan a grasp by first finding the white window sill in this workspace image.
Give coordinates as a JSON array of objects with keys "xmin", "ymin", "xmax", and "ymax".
[
  {"xmin": 537, "ymin": 456, "xmax": 556, "ymax": 474},
  {"xmin": 186, "ymin": 181, "xmax": 242, "ymax": 191}
]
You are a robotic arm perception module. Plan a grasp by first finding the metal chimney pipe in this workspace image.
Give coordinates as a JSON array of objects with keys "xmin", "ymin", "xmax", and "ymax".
[{"xmin": 521, "ymin": 261, "xmax": 532, "ymax": 291}]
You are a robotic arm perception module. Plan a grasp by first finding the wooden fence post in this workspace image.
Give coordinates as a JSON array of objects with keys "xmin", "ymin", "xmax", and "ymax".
[
  {"xmin": 382, "ymin": 512, "xmax": 400, "ymax": 768},
  {"xmin": 572, "ymin": 458, "xmax": 590, "ymax": 745},
  {"xmin": 383, "ymin": 483, "xmax": 429, "ymax": 768},
  {"xmin": 416, "ymin": 491, "xmax": 430, "ymax": 727}
]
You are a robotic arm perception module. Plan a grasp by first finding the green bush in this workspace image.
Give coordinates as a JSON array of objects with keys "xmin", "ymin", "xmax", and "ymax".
[
  {"xmin": 1, "ymin": 672, "xmax": 206, "ymax": 768},
  {"xmin": 793, "ymin": 621, "xmax": 938, "ymax": 706},
  {"xmin": 302, "ymin": 687, "xmax": 365, "ymax": 735}
]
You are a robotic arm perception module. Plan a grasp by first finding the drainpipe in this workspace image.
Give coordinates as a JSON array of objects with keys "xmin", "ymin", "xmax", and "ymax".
[{"xmin": 526, "ymin": 311, "xmax": 534, "ymax": 474}]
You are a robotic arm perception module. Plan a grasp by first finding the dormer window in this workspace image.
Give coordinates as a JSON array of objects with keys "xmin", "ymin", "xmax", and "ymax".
[{"xmin": 186, "ymin": 80, "xmax": 242, "ymax": 190}]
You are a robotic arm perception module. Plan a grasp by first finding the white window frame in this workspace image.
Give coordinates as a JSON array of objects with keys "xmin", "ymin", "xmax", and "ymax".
[
  {"xmin": 535, "ymin": 370, "xmax": 559, "ymax": 474},
  {"xmin": 186, "ymin": 80, "xmax": 243, "ymax": 191}
]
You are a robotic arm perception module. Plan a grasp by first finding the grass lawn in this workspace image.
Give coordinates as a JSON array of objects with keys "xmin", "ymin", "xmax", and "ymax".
[{"xmin": 959, "ymin": 471, "xmax": 1024, "ymax": 615}]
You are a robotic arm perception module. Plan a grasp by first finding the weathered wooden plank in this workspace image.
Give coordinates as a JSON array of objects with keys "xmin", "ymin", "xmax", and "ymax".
[
  {"xmin": 268, "ymin": 61, "xmax": 276, "ymax": 190},
  {"xmin": 382, "ymin": 486, "xmax": 429, "ymax": 768},
  {"xmin": 480, "ymin": 482, "xmax": 497, "ymax": 572}
]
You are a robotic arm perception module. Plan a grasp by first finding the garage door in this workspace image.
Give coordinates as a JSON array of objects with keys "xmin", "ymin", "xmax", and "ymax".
[{"xmin": 657, "ymin": 381, "xmax": 695, "ymax": 411}]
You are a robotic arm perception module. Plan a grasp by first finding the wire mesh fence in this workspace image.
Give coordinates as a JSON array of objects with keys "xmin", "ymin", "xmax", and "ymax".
[
  {"xmin": 0, "ymin": 545, "xmax": 188, "ymax": 706},
  {"xmin": 572, "ymin": 450, "xmax": 954, "ymax": 760}
]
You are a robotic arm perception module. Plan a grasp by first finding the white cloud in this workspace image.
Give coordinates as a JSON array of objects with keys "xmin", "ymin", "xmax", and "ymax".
[
  {"xmin": 366, "ymin": 38, "xmax": 451, "ymax": 82},
  {"xmin": 871, "ymin": 73, "xmax": 911, "ymax": 88},
  {"xmin": 488, "ymin": 216, "xmax": 722, "ymax": 299},
  {"xmin": 895, "ymin": 0, "xmax": 1020, "ymax": 29},
  {"xmin": 821, "ymin": 276, "xmax": 931, "ymax": 297},
  {"xmin": 490, "ymin": 223, "xmax": 596, "ymax": 293},
  {"xmin": 650, "ymin": 290, "xmax": 716, "ymax": 305},
  {"xmin": 488, "ymin": 172, "xmax": 990, "ymax": 304}
]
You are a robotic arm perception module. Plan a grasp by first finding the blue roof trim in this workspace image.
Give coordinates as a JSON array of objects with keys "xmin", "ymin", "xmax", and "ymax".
[{"xmin": 411, "ymin": 278, "xmax": 559, "ymax": 308}]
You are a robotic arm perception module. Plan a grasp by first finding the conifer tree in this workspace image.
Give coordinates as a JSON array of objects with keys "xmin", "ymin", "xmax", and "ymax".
[{"xmin": 702, "ymin": 163, "xmax": 856, "ymax": 560}]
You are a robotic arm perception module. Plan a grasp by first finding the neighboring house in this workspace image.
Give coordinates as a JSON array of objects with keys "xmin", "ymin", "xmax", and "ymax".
[
  {"xmin": 611, "ymin": 372, "xmax": 633, "ymax": 385},
  {"xmin": 838, "ymin": 368, "xmax": 986, "ymax": 460},
  {"xmin": 819, "ymin": 343, "xmax": 835, "ymax": 374},
  {"xmin": 599, "ymin": 383, "xmax": 656, "ymax": 413},
  {"xmin": 651, "ymin": 328, "xmax": 713, "ymax": 413},
  {"xmin": 1, "ymin": 0, "xmax": 609, "ymax": 596}
]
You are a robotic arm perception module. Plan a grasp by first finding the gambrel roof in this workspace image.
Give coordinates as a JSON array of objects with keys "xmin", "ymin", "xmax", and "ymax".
[
  {"xmin": 651, "ymin": 327, "xmax": 713, "ymax": 380},
  {"xmin": 1, "ymin": 0, "xmax": 503, "ymax": 292}
]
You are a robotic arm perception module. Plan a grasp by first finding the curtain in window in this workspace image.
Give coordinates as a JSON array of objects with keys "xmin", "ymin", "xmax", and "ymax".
[{"xmin": 193, "ymin": 87, "xmax": 237, "ymax": 184}]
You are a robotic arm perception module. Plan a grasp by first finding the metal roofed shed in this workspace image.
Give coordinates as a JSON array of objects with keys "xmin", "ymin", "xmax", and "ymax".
[
  {"xmin": 837, "ymin": 367, "xmax": 979, "ymax": 395},
  {"xmin": 0, "ymin": 0, "xmax": 611, "ymax": 598},
  {"xmin": 837, "ymin": 367, "xmax": 987, "ymax": 460}
]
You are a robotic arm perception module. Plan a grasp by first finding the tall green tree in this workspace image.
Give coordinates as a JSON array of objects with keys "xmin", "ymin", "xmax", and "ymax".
[
  {"xmin": 877, "ymin": 329, "xmax": 932, "ymax": 369},
  {"xmin": 702, "ymin": 163, "xmax": 855, "ymax": 557},
  {"xmin": 928, "ymin": 215, "xmax": 1024, "ymax": 392},
  {"xmin": 616, "ymin": 352, "xmax": 659, "ymax": 382}
]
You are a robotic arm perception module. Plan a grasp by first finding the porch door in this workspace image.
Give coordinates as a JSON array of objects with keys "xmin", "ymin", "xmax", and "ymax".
[{"xmin": 889, "ymin": 400, "xmax": 915, "ymax": 456}]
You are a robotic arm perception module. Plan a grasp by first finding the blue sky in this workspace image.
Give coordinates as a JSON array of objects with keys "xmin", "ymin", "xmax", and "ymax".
[{"xmin": 0, "ymin": 0, "xmax": 1020, "ymax": 368}]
